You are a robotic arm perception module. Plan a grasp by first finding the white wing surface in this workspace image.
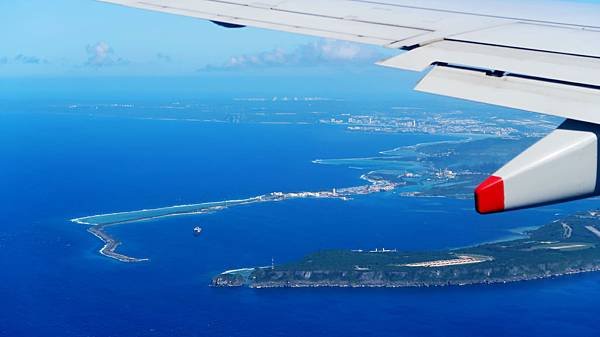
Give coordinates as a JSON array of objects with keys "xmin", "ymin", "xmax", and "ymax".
[
  {"xmin": 98, "ymin": 0, "xmax": 600, "ymax": 213},
  {"xmin": 100, "ymin": 0, "xmax": 600, "ymax": 122}
]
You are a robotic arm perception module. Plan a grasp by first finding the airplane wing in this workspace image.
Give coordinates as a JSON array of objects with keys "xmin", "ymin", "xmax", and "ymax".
[{"xmin": 99, "ymin": 0, "xmax": 600, "ymax": 214}]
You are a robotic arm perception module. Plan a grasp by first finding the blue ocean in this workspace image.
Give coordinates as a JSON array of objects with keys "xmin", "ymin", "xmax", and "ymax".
[{"xmin": 2, "ymin": 96, "xmax": 600, "ymax": 337}]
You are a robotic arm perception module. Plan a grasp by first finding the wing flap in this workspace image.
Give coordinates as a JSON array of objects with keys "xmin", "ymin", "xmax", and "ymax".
[
  {"xmin": 378, "ymin": 40, "xmax": 600, "ymax": 87},
  {"xmin": 416, "ymin": 65, "xmax": 600, "ymax": 124},
  {"xmin": 449, "ymin": 22, "xmax": 600, "ymax": 58}
]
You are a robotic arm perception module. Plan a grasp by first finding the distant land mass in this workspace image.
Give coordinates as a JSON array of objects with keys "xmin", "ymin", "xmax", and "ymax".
[
  {"xmin": 212, "ymin": 211, "xmax": 600, "ymax": 288},
  {"xmin": 72, "ymin": 136, "xmax": 543, "ymax": 263},
  {"xmin": 69, "ymin": 107, "xmax": 559, "ymax": 264},
  {"xmin": 317, "ymin": 136, "xmax": 539, "ymax": 200}
]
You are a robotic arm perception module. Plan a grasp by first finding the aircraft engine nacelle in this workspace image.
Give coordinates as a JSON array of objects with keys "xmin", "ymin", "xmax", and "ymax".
[{"xmin": 475, "ymin": 119, "xmax": 600, "ymax": 214}]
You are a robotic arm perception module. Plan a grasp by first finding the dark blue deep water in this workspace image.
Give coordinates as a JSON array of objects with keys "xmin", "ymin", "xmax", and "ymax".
[{"xmin": 2, "ymin": 106, "xmax": 600, "ymax": 337}]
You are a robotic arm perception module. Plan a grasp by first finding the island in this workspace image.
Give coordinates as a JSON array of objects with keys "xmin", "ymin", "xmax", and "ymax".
[{"xmin": 212, "ymin": 210, "xmax": 600, "ymax": 288}]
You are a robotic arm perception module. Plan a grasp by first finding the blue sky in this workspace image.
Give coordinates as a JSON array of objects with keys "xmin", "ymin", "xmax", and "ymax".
[
  {"xmin": 0, "ymin": 0, "xmax": 372, "ymax": 77},
  {"xmin": 1, "ymin": 0, "xmax": 597, "ymax": 78},
  {"xmin": 0, "ymin": 0, "xmax": 596, "ymax": 100}
]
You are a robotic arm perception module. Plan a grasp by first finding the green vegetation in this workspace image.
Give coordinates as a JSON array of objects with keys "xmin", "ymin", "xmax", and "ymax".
[
  {"xmin": 213, "ymin": 211, "xmax": 600, "ymax": 288},
  {"xmin": 322, "ymin": 137, "xmax": 541, "ymax": 199}
]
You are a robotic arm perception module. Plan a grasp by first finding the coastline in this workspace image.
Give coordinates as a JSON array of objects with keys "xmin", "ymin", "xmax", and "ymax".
[
  {"xmin": 73, "ymin": 136, "xmax": 552, "ymax": 264},
  {"xmin": 246, "ymin": 266, "xmax": 600, "ymax": 289},
  {"xmin": 212, "ymin": 211, "xmax": 600, "ymax": 289},
  {"xmin": 72, "ymin": 179, "xmax": 398, "ymax": 263},
  {"xmin": 87, "ymin": 226, "xmax": 149, "ymax": 263}
]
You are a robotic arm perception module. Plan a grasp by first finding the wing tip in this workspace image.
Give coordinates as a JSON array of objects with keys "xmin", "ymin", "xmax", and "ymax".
[{"xmin": 475, "ymin": 176, "xmax": 505, "ymax": 214}]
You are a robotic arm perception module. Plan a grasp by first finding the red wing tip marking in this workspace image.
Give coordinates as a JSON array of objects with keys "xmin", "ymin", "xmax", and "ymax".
[{"xmin": 475, "ymin": 176, "xmax": 505, "ymax": 214}]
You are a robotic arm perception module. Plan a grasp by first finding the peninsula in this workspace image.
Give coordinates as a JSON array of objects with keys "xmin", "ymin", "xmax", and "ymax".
[
  {"xmin": 71, "ymin": 180, "xmax": 398, "ymax": 262},
  {"xmin": 73, "ymin": 137, "xmax": 560, "ymax": 263},
  {"xmin": 212, "ymin": 210, "xmax": 600, "ymax": 288}
]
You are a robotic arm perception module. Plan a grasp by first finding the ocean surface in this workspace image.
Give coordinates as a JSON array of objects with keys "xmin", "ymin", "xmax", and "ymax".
[{"xmin": 2, "ymin": 103, "xmax": 600, "ymax": 337}]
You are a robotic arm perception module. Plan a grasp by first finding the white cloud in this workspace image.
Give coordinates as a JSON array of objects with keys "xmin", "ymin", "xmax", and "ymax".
[
  {"xmin": 204, "ymin": 39, "xmax": 386, "ymax": 70},
  {"xmin": 85, "ymin": 42, "xmax": 128, "ymax": 67}
]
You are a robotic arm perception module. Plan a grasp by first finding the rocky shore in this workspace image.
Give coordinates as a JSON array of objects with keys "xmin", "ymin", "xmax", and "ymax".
[
  {"xmin": 212, "ymin": 211, "xmax": 600, "ymax": 289},
  {"xmin": 212, "ymin": 266, "xmax": 600, "ymax": 288}
]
